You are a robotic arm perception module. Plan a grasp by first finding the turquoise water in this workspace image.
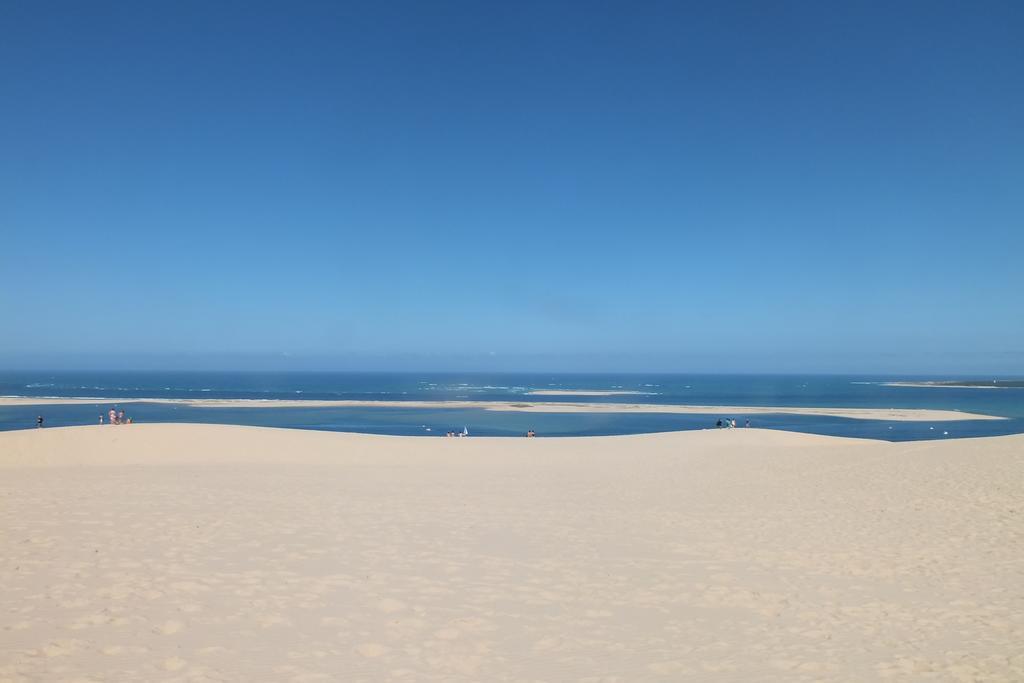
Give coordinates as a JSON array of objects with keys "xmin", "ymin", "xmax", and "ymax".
[{"xmin": 2, "ymin": 371, "xmax": 1022, "ymax": 440}]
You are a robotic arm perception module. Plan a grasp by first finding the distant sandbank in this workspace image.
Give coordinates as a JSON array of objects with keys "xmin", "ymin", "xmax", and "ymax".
[
  {"xmin": 0, "ymin": 396, "xmax": 1002, "ymax": 421},
  {"xmin": 884, "ymin": 380, "xmax": 1023, "ymax": 389},
  {"xmin": 526, "ymin": 389, "xmax": 655, "ymax": 396}
]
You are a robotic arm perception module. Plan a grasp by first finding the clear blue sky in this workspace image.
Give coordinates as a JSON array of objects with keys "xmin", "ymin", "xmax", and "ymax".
[{"xmin": 1, "ymin": 1, "xmax": 1021, "ymax": 373}]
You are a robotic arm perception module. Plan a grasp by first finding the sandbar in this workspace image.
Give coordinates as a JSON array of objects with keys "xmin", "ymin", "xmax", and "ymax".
[
  {"xmin": 884, "ymin": 381, "xmax": 1016, "ymax": 389},
  {"xmin": 0, "ymin": 396, "xmax": 1002, "ymax": 421},
  {"xmin": 526, "ymin": 389, "xmax": 655, "ymax": 396}
]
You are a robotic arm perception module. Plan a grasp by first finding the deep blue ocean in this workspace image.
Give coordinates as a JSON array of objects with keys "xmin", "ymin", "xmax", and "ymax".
[{"xmin": 2, "ymin": 371, "xmax": 1023, "ymax": 441}]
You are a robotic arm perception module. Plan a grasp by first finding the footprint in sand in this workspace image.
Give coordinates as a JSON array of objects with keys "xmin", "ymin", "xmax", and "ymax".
[
  {"xmin": 434, "ymin": 628, "xmax": 461, "ymax": 640},
  {"xmin": 378, "ymin": 598, "xmax": 407, "ymax": 613},
  {"xmin": 162, "ymin": 657, "xmax": 188, "ymax": 671},
  {"xmin": 532, "ymin": 637, "xmax": 564, "ymax": 652},
  {"xmin": 355, "ymin": 643, "xmax": 389, "ymax": 658},
  {"xmin": 42, "ymin": 639, "xmax": 81, "ymax": 657},
  {"xmin": 71, "ymin": 613, "xmax": 112, "ymax": 630},
  {"xmin": 648, "ymin": 660, "xmax": 688, "ymax": 674},
  {"xmin": 59, "ymin": 598, "xmax": 92, "ymax": 608},
  {"xmin": 154, "ymin": 620, "xmax": 184, "ymax": 635},
  {"xmin": 258, "ymin": 614, "xmax": 292, "ymax": 628},
  {"xmin": 102, "ymin": 645, "xmax": 148, "ymax": 656}
]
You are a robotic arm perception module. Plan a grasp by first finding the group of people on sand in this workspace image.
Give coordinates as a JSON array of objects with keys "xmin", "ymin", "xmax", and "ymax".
[
  {"xmin": 101, "ymin": 408, "xmax": 131, "ymax": 425},
  {"xmin": 443, "ymin": 428, "xmax": 539, "ymax": 437},
  {"xmin": 34, "ymin": 409, "xmax": 134, "ymax": 428},
  {"xmin": 716, "ymin": 418, "xmax": 750, "ymax": 429}
]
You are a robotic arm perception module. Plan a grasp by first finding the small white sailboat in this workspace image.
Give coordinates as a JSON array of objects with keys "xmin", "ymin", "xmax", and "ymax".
[{"xmin": 462, "ymin": 426, "xmax": 469, "ymax": 437}]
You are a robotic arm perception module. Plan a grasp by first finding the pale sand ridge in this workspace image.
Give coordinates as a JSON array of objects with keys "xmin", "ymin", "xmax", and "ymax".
[
  {"xmin": 0, "ymin": 396, "xmax": 1002, "ymax": 420},
  {"xmin": 2, "ymin": 424, "xmax": 1023, "ymax": 681}
]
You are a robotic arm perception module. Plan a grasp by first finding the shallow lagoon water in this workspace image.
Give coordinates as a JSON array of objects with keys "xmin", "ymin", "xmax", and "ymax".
[{"xmin": 2, "ymin": 371, "xmax": 1022, "ymax": 440}]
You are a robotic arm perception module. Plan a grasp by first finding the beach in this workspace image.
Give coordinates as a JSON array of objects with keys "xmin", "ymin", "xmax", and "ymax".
[{"xmin": 2, "ymin": 425, "xmax": 1022, "ymax": 681}]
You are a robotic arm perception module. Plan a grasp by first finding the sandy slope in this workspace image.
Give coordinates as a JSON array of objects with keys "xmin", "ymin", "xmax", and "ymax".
[{"xmin": 2, "ymin": 425, "xmax": 1022, "ymax": 682}]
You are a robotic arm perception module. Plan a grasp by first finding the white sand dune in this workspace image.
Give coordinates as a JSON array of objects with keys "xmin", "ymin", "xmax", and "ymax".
[{"xmin": 2, "ymin": 425, "xmax": 1023, "ymax": 681}]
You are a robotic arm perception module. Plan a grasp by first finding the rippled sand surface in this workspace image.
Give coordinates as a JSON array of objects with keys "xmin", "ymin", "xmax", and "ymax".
[{"xmin": 2, "ymin": 425, "xmax": 1022, "ymax": 681}]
